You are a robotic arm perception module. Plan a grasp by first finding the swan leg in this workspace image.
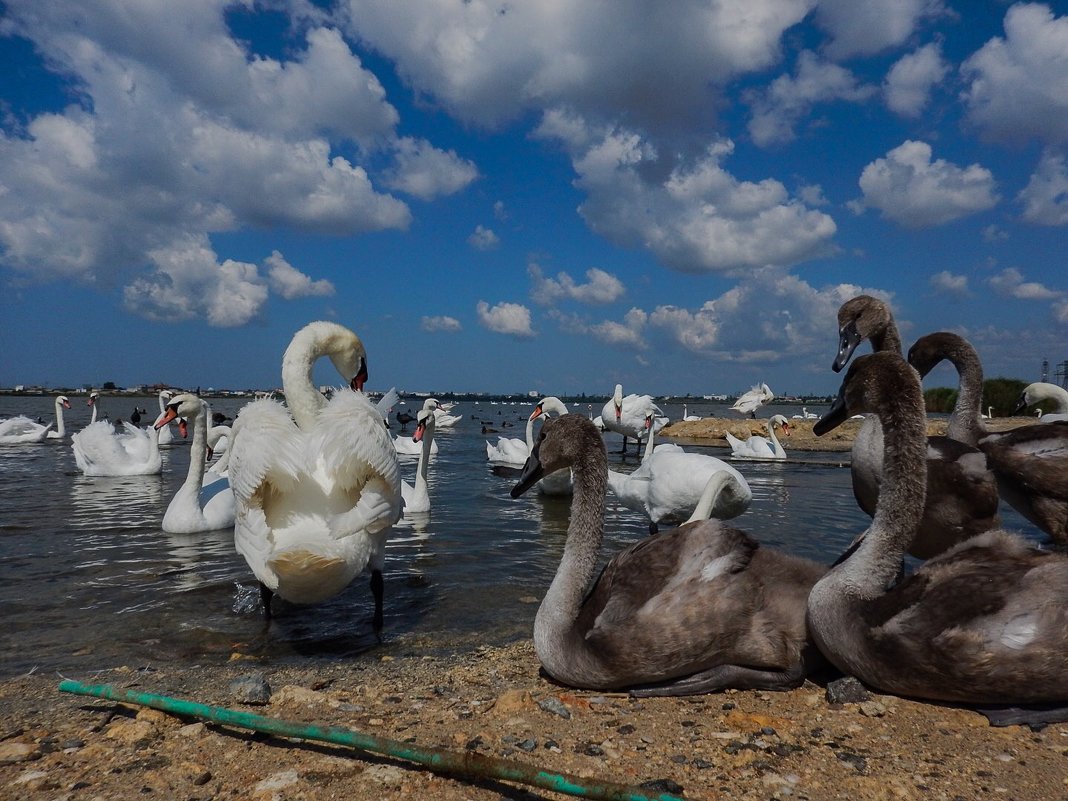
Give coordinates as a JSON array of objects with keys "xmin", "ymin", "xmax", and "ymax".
[
  {"xmin": 618, "ymin": 435, "xmax": 629, "ymax": 454},
  {"xmin": 259, "ymin": 582, "xmax": 273, "ymax": 622},
  {"xmin": 647, "ymin": 520, "xmax": 659, "ymax": 536},
  {"xmin": 628, "ymin": 663, "xmax": 810, "ymax": 698},
  {"xmin": 974, "ymin": 704, "xmax": 1068, "ymax": 728},
  {"xmin": 370, "ymin": 568, "xmax": 384, "ymax": 637}
]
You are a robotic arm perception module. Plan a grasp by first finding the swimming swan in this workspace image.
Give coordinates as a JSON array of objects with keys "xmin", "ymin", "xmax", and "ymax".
[
  {"xmin": 229, "ymin": 321, "xmax": 402, "ymax": 631},
  {"xmin": 810, "ymin": 351, "xmax": 1068, "ymax": 713},
  {"xmin": 511, "ymin": 414, "xmax": 826, "ymax": 696},
  {"xmin": 725, "ymin": 415, "xmax": 790, "ymax": 460},
  {"xmin": 158, "ymin": 394, "xmax": 235, "ymax": 534},
  {"xmin": 401, "ymin": 407, "xmax": 437, "ymax": 516}
]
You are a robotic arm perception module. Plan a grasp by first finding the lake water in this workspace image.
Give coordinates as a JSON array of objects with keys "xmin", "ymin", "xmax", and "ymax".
[{"xmin": 0, "ymin": 394, "xmax": 1045, "ymax": 680}]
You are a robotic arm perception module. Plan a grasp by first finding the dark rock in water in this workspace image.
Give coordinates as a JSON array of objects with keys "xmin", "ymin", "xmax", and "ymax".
[
  {"xmin": 229, "ymin": 674, "xmax": 271, "ymax": 705},
  {"xmin": 825, "ymin": 676, "xmax": 871, "ymax": 704}
]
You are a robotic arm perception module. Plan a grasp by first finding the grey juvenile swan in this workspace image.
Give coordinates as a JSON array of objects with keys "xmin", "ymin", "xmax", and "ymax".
[
  {"xmin": 907, "ymin": 331, "xmax": 1068, "ymax": 546},
  {"xmin": 510, "ymin": 414, "xmax": 826, "ymax": 696},
  {"xmin": 810, "ymin": 352, "xmax": 1068, "ymax": 718},
  {"xmin": 832, "ymin": 295, "xmax": 1000, "ymax": 558}
]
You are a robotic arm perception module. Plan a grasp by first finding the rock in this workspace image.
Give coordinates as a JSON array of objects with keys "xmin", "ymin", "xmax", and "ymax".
[
  {"xmin": 104, "ymin": 719, "xmax": 157, "ymax": 745},
  {"xmin": 860, "ymin": 701, "xmax": 888, "ymax": 718},
  {"xmin": 229, "ymin": 674, "xmax": 272, "ymax": 705},
  {"xmin": 537, "ymin": 697, "xmax": 571, "ymax": 719},
  {"xmin": 0, "ymin": 741, "xmax": 40, "ymax": 764},
  {"xmin": 253, "ymin": 770, "xmax": 299, "ymax": 797},
  {"xmin": 271, "ymin": 685, "xmax": 327, "ymax": 707},
  {"xmin": 826, "ymin": 676, "xmax": 871, "ymax": 704},
  {"xmin": 491, "ymin": 689, "xmax": 533, "ymax": 715}
]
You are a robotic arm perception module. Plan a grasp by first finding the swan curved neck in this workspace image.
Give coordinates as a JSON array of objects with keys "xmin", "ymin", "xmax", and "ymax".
[
  {"xmin": 524, "ymin": 415, "xmax": 535, "ymax": 452},
  {"xmin": 415, "ymin": 424, "xmax": 433, "ymax": 493},
  {"xmin": 872, "ymin": 319, "xmax": 903, "ymax": 356},
  {"xmin": 282, "ymin": 333, "xmax": 330, "ymax": 429},
  {"xmin": 179, "ymin": 405, "xmax": 209, "ymax": 494},
  {"xmin": 54, "ymin": 398, "xmax": 66, "ymax": 436},
  {"xmin": 534, "ymin": 443, "xmax": 608, "ymax": 663},
  {"xmin": 945, "ymin": 346, "xmax": 985, "ymax": 447}
]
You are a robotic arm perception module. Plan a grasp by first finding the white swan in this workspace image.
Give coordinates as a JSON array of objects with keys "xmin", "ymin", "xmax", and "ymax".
[
  {"xmin": 682, "ymin": 404, "xmax": 701, "ymax": 422},
  {"xmin": 600, "ymin": 383, "xmax": 667, "ymax": 454},
  {"xmin": 46, "ymin": 395, "xmax": 72, "ymax": 439},
  {"xmin": 401, "ymin": 408, "xmax": 437, "ymax": 516},
  {"xmin": 725, "ymin": 415, "xmax": 790, "ymax": 460},
  {"xmin": 1015, "ymin": 382, "xmax": 1068, "ymax": 422},
  {"xmin": 86, "ymin": 391, "xmax": 106, "ymax": 424},
  {"xmin": 202, "ymin": 425, "xmax": 232, "ymax": 488},
  {"xmin": 0, "ymin": 412, "xmax": 53, "ymax": 444},
  {"xmin": 158, "ymin": 394, "xmax": 235, "ymax": 534},
  {"xmin": 486, "ymin": 414, "xmax": 535, "ymax": 466},
  {"xmin": 608, "ymin": 413, "xmax": 752, "ymax": 534},
  {"xmin": 154, "ymin": 390, "xmax": 175, "ymax": 446},
  {"xmin": 730, "ymin": 383, "xmax": 774, "ymax": 418},
  {"xmin": 510, "ymin": 413, "xmax": 825, "ymax": 695},
  {"xmin": 791, "ymin": 407, "xmax": 818, "ymax": 420},
  {"xmin": 71, "ymin": 417, "xmax": 162, "ymax": 476},
  {"xmin": 810, "ymin": 351, "xmax": 1068, "ymax": 718},
  {"xmin": 396, "ymin": 398, "xmax": 440, "ymax": 456},
  {"xmin": 433, "ymin": 404, "xmax": 462, "ymax": 428},
  {"xmin": 528, "ymin": 396, "xmax": 573, "ymax": 496},
  {"xmin": 229, "ymin": 321, "xmax": 402, "ymax": 630}
]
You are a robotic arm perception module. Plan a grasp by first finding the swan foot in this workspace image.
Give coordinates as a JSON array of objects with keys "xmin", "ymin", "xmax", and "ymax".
[
  {"xmin": 259, "ymin": 582, "xmax": 274, "ymax": 622},
  {"xmin": 370, "ymin": 569, "xmax": 384, "ymax": 639},
  {"xmin": 647, "ymin": 520, "xmax": 659, "ymax": 536},
  {"xmin": 628, "ymin": 664, "xmax": 809, "ymax": 698}
]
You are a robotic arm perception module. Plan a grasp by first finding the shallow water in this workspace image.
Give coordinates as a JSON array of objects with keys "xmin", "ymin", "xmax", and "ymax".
[{"xmin": 0, "ymin": 394, "xmax": 1045, "ymax": 679}]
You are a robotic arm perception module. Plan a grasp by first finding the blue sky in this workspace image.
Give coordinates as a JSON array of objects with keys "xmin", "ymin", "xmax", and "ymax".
[{"xmin": 1, "ymin": 1, "xmax": 1066, "ymax": 398}]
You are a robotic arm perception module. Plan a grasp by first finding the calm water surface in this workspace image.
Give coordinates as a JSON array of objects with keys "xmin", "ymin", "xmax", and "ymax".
[{"xmin": 0, "ymin": 395, "xmax": 1044, "ymax": 679}]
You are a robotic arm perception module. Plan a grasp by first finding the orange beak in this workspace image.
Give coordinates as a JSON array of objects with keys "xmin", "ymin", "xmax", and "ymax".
[
  {"xmin": 155, "ymin": 408, "xmax": 178, "ymax": 430},
  {"xmin": 529, "ymin": 405, "xmax": 545, "ymax": 421},
  {"xmin": 413, "ymin": 420, "xmax": 426, "ymax": 443},
  {"xmin": 614, "ymin": 402, "xmax": 622, "ymax": 422},
  {"xmin": 350, "ymin": 358, "xmax": 368, "ymax": 392},
  {"xmin": 62, "ymin": 400, "xmax": 71, "ymax": 409}
]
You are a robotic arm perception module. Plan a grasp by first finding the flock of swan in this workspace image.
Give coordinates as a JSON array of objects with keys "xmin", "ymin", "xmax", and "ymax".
[{"xmin": 2, "ymin": 298, "xmax": 1067, "ymax": 724}]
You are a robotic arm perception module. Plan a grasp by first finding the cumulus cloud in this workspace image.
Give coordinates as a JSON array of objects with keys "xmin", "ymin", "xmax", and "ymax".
[
  {"xmin": 987, "ymin": 268, "xmax": 1060, "ymax": 300},
  {"xmin": 961, "ymin": 4, "xmax": 1068, "ymax": 146},
  {"xmin": 0, "ymin": 3, "xmax": 489, "ymax": 325},
  {"xmin": 1018, "ymin": 150, "xmax": 1068, "ymax": 225},
  {"xmin": 884, "ymin": 43, "xmax": 948, "ymax": 117},
  {"xmin": 853, "ymin": 140, "xmax": 999, "ymax": 227},
  {"xmin": 468, "ymin": 225, "xmax": 500, "ymax": 250},
  {"xmin": 644, "ymin": 270, "xmax": 887, "ymax": 362},
  {"xmin": 929, "ymin": 270, "xmax": 969, "ymax": 296},
  {"xmin": 476, "ymin": 300, "xmax": 534, "ymax": 338},
  {"xmin": 381, "ymin": 137, "xmax": 479, "ymax": 200},
  {"xmin": 421, "ymin": 315, "xmax": 462, "ymax": 332},
  {"xmin": 815, "ymin": 0, "xmax": 948, "ymax": 59},
  {"xmin": 338, "ymin": 0, "xmax": 814, "ymax": 135},
  {"xmin": 266, "ymin": 251, "xmax": 335, "ymax": 299},
  {"xmin": 747, "ymin": 51, "xmax": 876, "ymax": 147},
  {"xmin": 528, "ymin": 264, "xmax": 625, "ymax": 306},
  {"xmin": 534, "ymin": 117, "xmax": 837, "ymax": 273}
]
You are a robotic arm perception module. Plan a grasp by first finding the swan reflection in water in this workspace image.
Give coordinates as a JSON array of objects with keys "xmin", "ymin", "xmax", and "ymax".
[
  {"xmin": 68, "ymin": 472, "xmax": 165, "ymax": 530},
  {"xmin": 161, "ymin": 527, "xmax": 236, "ymax": 594}
]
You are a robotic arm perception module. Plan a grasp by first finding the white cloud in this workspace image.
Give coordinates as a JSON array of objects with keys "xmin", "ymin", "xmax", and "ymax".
[
  {"xmin": 535, "ymin": 118, "xmax": 837, "ymax": 273},
  {"xmin": 929, "ymin": 270, "xmax": 969, "ymax": 296},
  {"xmin": 381, "ymin": 137, "xmax": 479, "ymax": 200},
  {"xmin": 528, "ymin": 264, "xmax": 625, "ymax": 305},
  {"xmin": 476, "ymin": 300, "xmax": 534, "ymax": 338},
  {"xmin": 987, "ymin": 267, "xmax": 1060, "ymax": 301},
  {"xmin": 122, "ymin": 235, "xmax": 270, "ymax": 327},
  {"xmin": 1018, "ymin": 150, "xmax": 1068, "ymax": 225},
  {"xmin": 421, "ymin": 315, "xmax": 462, "ymax": 332},
  {"xmin": 884, "ymin": 43, "xmax": 948, "ymax": 118},
  {"xmin": 590, "ymin": 309, "xmax": 649, "ymax": 349},
  {"xmin": 0, "ymin": 4, "xmax": 512, "ymax": 325},
  {"xmin": 981, "ymin": 224, "xmax": 1009, "ymax": 242},
  {"xmin": 961, "ymin": 4, "xmax": 1068, "ymax": 145},
  {"xmin": 747, "ymin": 51, "xmax": 876, "ymax": 147},
  {"xmin": 815, "ymin": 0, "xmax": 948, "ymax": 59},
  {"xmin": 266, "ymin": 251, "xmax": 335, "ymax": 299},
  {"xmin": 1053, "ymin": 299, "xmax": 1068, "ymax": 324},
  {"xmin": 644, "ymin": 270, "xmax": 887, "ymax": 362},
  {"xmin": 854, "ymin": 140, "xmax": 999, "ymax": 227},
  {"xmin": 338, "ymin": 0, "xmax": 815, "ymax": 135},
  {"xmin": 468, "ymin": 225, "xmax": 500, "ymax": 250}
]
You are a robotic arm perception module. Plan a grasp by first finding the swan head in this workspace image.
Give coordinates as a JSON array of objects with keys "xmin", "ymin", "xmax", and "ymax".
[
  {"xmin": 87, "ymin": 391, "xmax": 99, "ymax": 406},
  {"xmin": 57, "ymin": 396, "xmax": 71, "ymax": 409},
  {"xmin": 157, "ymin": 393, "xmax": 202, "ymax": 437},
  {"xmin": 421, "ymin": 397, "xmax": 441, "ymax": 411},
  {"xmin": 1013, "ymin": 382, "xmax": 1062, "ymax": 415},
  {"xmin": 511, "ymin": 414, "xmax": 601, "ymax": 498},
  {"xmin": 769, "ymin": 414, "xmax": 790, "ymax": 435},
  {"xmin": 906, "ymin": 331, "xmax": 973, "ymax": 379},
  {"xmin": 321, "ymin": 324, "xmax": 368, "ymax": 391},
  {"xmin": 529, "ymin": 396, "xmax": 567, "ymax": 421},
  {"xmin": 413, "ymin": 409, "xmax": 435, "ymax": 442},
  {"xmin": 612, "ymin": 383, "xmax": 623, "ymax": 420},
  {"xmin": 833, "ymin": 295, "xmax": 891, "ymax": 373}
]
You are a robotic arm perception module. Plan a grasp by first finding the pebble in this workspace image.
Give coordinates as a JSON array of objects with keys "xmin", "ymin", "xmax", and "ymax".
[
  {"xmin": 537, "ymin": 697, "xmax": 571, "ymax": 719},
  {"xmin": 826, "ymin": 676, "xmax": 872, "ymax": 704},
  {"xmin": 229, "ymin": 674, "xmax": 272, "ymax": 705}
]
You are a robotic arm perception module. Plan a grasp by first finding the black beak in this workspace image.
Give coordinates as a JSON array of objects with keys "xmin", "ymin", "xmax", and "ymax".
[
  {"xmin": 813, "ymin": 382, "xmax": 850, "ymax": 436},
  {"xmin": 832, "ymin": 321, "xmax": 862, "ymax": 373},
  {"xmin": 511, "ymin": 448, "xmax": 545, "ymax": 498},
  {"xmin": 1012, "ymin": 394, "xmax": 1027, "ymax": 415}
]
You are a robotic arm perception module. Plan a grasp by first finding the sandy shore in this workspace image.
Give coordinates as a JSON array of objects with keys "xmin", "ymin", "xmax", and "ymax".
[{"xmin": 3, "ymin": 642, "xmax": 1067, "ymax": 800}]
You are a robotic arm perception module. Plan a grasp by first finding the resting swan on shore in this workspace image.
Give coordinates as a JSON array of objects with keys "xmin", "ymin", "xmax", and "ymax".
[
  {"xmin": 511, "ymin": 414, "xmax": 826, "ymax": 696},
  {"xmin": 810, "ymin": 352, "xmax": 1068, "ymax": 722}
]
